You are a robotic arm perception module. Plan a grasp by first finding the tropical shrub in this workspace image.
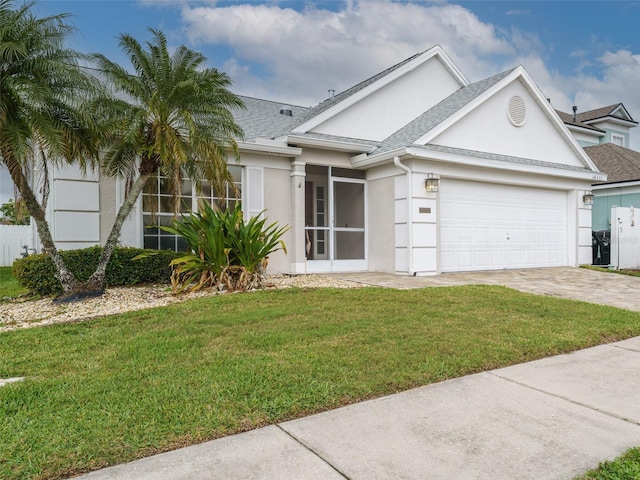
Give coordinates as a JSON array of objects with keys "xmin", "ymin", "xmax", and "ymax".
[
  {"xmin": 162, "ymin": 203, "xmax": 288, "ymax": 292},
  {"xmin": 13, "ymin": 246, "xmax": 177, "ymax": 296}
]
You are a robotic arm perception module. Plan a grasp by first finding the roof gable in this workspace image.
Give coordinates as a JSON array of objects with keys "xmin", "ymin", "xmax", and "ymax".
[
  {"xmin": 367, "ymin": 66, "xmax": 597, "ymax": 173},
  {"xmin": 291, "ymin": 46, "xmax": 469, "ymax": 136},
  {"xmin": 371, "ymin": 69, "xmax": 514, "ymax": 155},
  {"xmin": 576, "ymin": 103, "xmax": 637, "ymax": 123}
]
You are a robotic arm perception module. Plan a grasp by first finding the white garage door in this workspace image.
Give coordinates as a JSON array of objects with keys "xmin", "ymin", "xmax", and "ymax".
[{"xmin": 440, "ymin": 179, "xmax": 568, "ymax": 272}]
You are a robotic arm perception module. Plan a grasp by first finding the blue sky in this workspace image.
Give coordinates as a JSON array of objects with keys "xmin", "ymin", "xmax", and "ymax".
[{"xmin": 35, "ymin": 1, "xmax": 640, "ymax": 136}]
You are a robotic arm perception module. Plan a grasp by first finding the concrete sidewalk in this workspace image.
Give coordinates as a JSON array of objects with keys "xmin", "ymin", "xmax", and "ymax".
[{"xmin": 76, "ymin": 336, "xmax": 640, "ymax": 480}]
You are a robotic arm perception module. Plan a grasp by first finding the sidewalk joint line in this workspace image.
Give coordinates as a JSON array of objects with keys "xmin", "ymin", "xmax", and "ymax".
[
  {"xmin": 610, "ymin": 344, "xmax": 640, "ymax": 354},
  {"xmin": 275, "ymin": 424, "xmax": 352, "ymax": 479},
  {"xmin": 488, "ymin": 371, "xmax": 640, "ymax": 427}
]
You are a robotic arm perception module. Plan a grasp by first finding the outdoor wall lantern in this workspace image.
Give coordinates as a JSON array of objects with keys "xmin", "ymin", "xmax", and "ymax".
[
  {"xmin": 583, "ymin": 192, "xmax": 594, "ymax": 205},
  {"xmin": 425, "ymin": 174, "xmax": 439, "ymax": 193}
]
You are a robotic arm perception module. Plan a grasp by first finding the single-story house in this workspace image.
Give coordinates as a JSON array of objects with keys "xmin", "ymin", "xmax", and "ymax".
[{"xmin": 4, "ymin": 46, "xmax": 602, "ymax": 274}]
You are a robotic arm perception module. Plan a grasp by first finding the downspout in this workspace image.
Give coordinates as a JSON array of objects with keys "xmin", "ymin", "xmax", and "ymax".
[{"xmin": 394, "ymin": 156, "xmax": 415, "ymax": 275}]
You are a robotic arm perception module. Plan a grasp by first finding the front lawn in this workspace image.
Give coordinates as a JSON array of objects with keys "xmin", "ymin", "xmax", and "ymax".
[
  {"xmin": 576, "ymin": 447, "xmax": 640, "ymax": 479},
  {"xmin": 3, "ymin": 285, "xmax": 640, "ymax": 479},
  {"xmin": 0, "ymin": 266, "xmax": 28, "ymax": 300}
]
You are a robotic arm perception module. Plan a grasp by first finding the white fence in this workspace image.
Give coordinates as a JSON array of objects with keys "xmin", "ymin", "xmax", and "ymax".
[
  {"xmin": 610, "ymin": 206, "xmax": 640, "ymax": 270},
  {"xmin": 0, "ymin": 224, "xmax": 36, "ymax": 267}
]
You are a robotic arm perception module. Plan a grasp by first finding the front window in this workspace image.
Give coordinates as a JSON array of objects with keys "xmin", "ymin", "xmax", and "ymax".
[
  {"xmin": 142, "ymin": 165, "xmax": 243, "ymax": 251},
  {"xmin": 612, "ymin": 134, "xmax": 625, "ymax": 147}
]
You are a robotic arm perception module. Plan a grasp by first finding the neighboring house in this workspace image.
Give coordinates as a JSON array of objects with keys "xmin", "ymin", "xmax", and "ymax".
[
  {"xmin": 5, "ymin": 46, "xmax": 602, "ymax": 274},
  {"xmin": 556, "ymin": 103, "xmax": 638, "ymax": 148},
  {"xmin": 556, "ymin": 103, "xmax": 640, "ymax": 232},
  {"xmin": 585, "ymin": 144, "xmax": 640, "ymax": 232}
]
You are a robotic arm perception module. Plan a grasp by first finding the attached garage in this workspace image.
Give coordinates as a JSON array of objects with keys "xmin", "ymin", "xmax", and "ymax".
[{"xmin": 439, "ymin": 179, "xmax": 568, "ymax": 272}]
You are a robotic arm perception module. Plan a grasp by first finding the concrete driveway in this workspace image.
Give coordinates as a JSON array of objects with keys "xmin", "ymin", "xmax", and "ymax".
[{"xmin": 331, "ymin": 267, "xmax": 640, "ymax": 312}]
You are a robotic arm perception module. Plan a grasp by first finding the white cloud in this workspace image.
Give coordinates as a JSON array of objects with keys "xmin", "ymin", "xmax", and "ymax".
[
  {"xmin": 572, "ymin": 50, "xmax": 640, "ymax": 113},
  {"xmin": 173, "ymin": 1, "xmax": 640, "ymax": 148},
  {"xmin": 180, "ymin": 1, "xmax": 515, "ymax": 104},
  {"xmin": 505, "ymin": 9, "xmax": 530, "ymax": 16}
]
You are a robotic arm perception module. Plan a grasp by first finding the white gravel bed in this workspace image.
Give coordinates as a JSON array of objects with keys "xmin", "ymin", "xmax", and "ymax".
[{"xmin": 0, "ymin": 275, "xmax": 365, "ymax": 333}]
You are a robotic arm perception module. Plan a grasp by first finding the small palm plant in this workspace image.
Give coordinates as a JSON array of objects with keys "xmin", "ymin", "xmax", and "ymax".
[{"xmin": 162, "ymin": 203, "xmax": 288, "ymax": 292}]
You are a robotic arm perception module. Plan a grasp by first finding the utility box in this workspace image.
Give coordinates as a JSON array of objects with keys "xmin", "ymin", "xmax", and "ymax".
[{"xmin": 592, "ymin": 230, "xmax": 611, "ymax": 266}]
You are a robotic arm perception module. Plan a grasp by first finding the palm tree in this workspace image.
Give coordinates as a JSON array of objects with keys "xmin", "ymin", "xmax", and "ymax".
[
  {"xmin": 85, "ymin": 28, "xmax": 244, "ymax": 294},
  {"xmin": 0, "ymin": 0, "xmax": 100, "ymax": 293}
]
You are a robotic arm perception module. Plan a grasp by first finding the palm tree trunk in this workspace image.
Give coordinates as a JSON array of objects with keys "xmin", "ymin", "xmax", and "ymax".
[
  {"xmin": 4, "ymin": 155, "xmax": 80, "ymax": 293},
  {"xmin": 84, "ymin": 172, "xmax": 152, "ymax": 292}
]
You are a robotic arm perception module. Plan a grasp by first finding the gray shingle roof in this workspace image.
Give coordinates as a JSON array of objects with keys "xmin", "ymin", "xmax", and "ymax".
[
  {"xmin": 232, "ymin": 96, "xmax": 309, "ymax": 141},
  {"xmin": 420, "ymin": 144, "xmax": 594, "ymax": 173},
  {"xmin": 584, "ymin": 143, "xmax": 640, "ymax": 183},
  {"xmin": 371, "ymin": 68, "xmax": 515, "ymax": 155}
]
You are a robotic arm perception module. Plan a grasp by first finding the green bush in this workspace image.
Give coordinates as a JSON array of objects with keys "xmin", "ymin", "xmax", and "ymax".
[
  {"xmin": 163, "ymin": 202, "xmax": 288, "ymax": 292},
  {"xmin": 12, "ymin": 246, "xmax": 178, "ymax": 296}
]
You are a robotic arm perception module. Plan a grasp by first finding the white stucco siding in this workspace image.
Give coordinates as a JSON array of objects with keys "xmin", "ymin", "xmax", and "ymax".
[
  {"xmin": 262, "ymin": 166, "xmax": 292, "ymax": 274},
  {"xmin": 99, "ymin": 177, "xmax": 118, "ymax": 245},
  {"xmin": 367, "ymin": 175, "xmax": 395, "ymax": 273},
  {"xmin": 432, "ymin": 79, "xmax": 586, "ymax": 169},
  {"xmin": 311, "ymin": 58, "xmax": 461, "ymax": 141},
  {"xmin": 50, "ymin": 164, "xmax": 100, "ymax": 249}
]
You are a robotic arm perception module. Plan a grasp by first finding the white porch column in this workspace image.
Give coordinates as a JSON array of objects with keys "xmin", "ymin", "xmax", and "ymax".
[{"xmin": 290, "ymin": 160, "xmax": 307, "ymax": 273}]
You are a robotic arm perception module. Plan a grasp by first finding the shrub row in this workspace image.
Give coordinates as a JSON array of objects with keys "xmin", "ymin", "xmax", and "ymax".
[{"xmin": 12, "ymin": 246, "xmax": 178, "ymax": 296}]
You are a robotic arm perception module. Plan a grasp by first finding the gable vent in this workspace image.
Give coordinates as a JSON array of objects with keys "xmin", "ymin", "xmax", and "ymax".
[
  {"xmin": 279, "ymin": 105, "xmax": 293, "ymax": 116},
  {"xmin": 507, "ymin": 95, "xmax": 527, "ymax": 126}
]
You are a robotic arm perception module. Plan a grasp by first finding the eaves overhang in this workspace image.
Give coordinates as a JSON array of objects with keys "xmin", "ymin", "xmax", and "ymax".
[
  {"xmin": 592, "ymin": 179, "xmax": 640, "ymax": 189},
  {"xmin": 583, "ymin": 117, "xmax": 639, "ymax": 128},
  {"xmin": 565, "ymin": 124, "xmax": 606, "ymax": 137},
  {"xmin": 286, "ymin": 134, "xmax": 378, "ymax": 153},
  {"xmin": 237, "ymin": 141, "xmax": 302, "ymax": 157},
  {"xmin": 351, "ymin": 144, "xmax": 605, "ymax": 182}
]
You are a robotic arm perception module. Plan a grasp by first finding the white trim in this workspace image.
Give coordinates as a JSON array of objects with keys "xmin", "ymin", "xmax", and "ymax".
[
  {"xmin": 593, "ymin": 180, "xmax": 640, "ymax": 191},
  {"xmin": 292, "ymin": 46, "xmax": 469, "ymax": 134},
  {"xmin": 286, "ymin": 134, "xmax": 378, "ymax": 153},
  {"xmin": 304, "ymin": 167, "xmax": 367, "ymax": 272},
  {"xmin": 246, "ymin": 166, "xmax": 264, "ymax": 219},
  {"xmin": 583, "ymin": 117, "xmax": 638, "ymax": 128},
  {"xmin": 237, "ymin": 141, "xmax": 302, "ymax": 157},
  {"xmin": 565, "ymin": 124, "xmax": 605, "ymax": 137},
  {"xmin": 353, "ymin": 145, "xmax": 603, "ymax": 182}
]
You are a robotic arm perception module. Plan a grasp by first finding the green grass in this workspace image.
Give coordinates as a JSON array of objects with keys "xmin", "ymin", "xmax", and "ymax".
[
  {"xmin": 577, "ymin": 448, "xmax": 640, "ymax": 479},
  {"xmin": 583, "ymin": 265, "xmax": 640, "ymax": 278},
  {"xmin": 3, "ymin": 286, "xmax": 640, "ymax": 479},
  {"xmin": 0, "ymin": 266, "xmax": 28, "ymax": 300}
]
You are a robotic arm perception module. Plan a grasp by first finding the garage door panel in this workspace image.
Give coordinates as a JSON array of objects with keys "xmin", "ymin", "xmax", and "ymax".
[{"xmin": 440, "ymin": 180, "xmax": 568, "ymax": 272}]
